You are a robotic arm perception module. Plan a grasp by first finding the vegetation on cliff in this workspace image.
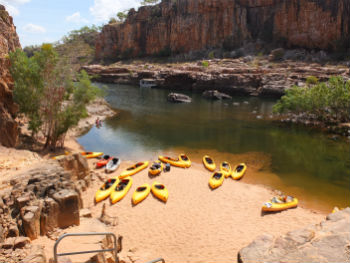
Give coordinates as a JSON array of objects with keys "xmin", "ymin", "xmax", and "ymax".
[
  {"xmin": 10, "ymin": 44, "xmax": 102, "ymax": 150},
  {"xmin": 273, "ymin": 76, "xmax": 350, "ymax": 124}
]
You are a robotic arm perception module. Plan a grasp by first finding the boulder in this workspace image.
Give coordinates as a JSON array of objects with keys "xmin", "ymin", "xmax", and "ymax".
[
  {"xmin": 202, "ymin": 90, "xmax": 232, "ymax": 100},
  {"xmin": 57, "ymin": 153, "xmax": 89, "ymax": 180},
  {"xmin": 52, "ymin": 190, "xmax": 80, "ymax": 228},
  {"xmin": 167, "ymin": 93, "xmax": 192, "ymax": 103},
  {"xmin": 1, "ymin": 237, "xmax": 15, "ymax": 249},
  {"xmin": 40, "ymin": 198, "xmax": 59, "ymax": 235},
  {"xmin": 269, "ymin": 48, "xmax": 285, "ymax": 61},
  {"xmin": 13, "ymin": 236, "xmax": 30, "ymax": 249},
  {"xmin": 21, "ymin": 205, "xmax": 42, "ymax": 240},
  {"xmin": 7, "ymin": 225, "xmax": 19, "ymax": 238},
  {"xmin": 80, "ymin": 208, "xmax": 92, "ymax": 218},
  {"xmin": 238, "ymin": 208, "xmax": 350, "ymax": 263},
  {"xmin": 20, "ymin": 245, "xmax": 46, "ymax": 263}
]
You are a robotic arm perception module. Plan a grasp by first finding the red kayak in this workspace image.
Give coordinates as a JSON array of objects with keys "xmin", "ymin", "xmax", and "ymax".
[{"xmin": 96, "ymin": 155, "xmax": 112, "ymax": 168}]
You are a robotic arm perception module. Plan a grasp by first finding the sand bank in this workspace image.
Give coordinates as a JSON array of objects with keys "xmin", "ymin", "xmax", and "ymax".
[{"xmin": 72, "ymin": 159, "xmax": 324, "ymax": 263}]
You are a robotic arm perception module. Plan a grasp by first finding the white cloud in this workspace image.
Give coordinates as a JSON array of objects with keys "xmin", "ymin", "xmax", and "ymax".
[
  {"xmin": 66, "ymin": 12, "xmax": 88, "ymax": 24},
  {"xmin": 0, "ymin": 0, "xmax": 31, "ymax": 16},
  {"xmin": 23, "ymin": 23, "xmax": 46, "ymax": 33},
  {"xmin": 89, "ymin": 0, "xmax": 140, "ymax": 22}
]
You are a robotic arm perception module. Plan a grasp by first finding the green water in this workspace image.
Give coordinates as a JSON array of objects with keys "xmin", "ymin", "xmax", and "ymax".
[{"xmin": 78, "ymin": 83, "xmax": 350, "ymax": 212}]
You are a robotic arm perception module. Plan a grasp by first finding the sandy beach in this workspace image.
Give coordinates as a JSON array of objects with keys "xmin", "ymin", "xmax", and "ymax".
[{"xmin": 34, "ymin": 158, "xmax": 324, "ymax": 263}]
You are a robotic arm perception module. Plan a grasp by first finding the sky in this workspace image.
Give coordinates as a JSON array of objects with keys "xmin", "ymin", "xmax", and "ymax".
[{"xmin": 0, "ymin": 0, "xmax": 142, "ymax": 47}]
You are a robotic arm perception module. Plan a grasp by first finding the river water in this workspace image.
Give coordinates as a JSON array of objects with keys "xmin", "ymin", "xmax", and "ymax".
[{"xmin": 78, "ymin": 83, "xmax": 350, "ymax": 213}]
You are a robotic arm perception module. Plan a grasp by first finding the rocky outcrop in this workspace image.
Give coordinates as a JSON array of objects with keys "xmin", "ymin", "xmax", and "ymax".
[
  {"xmin": 0, "ymin": 159, "xmax": 91, "ymax": 248},
  {"xmin": 0, "ymin": 5, "xmax": 21, "ymax": 147},
  {"xmin": 167, "ymin": 92, "xmax": 192, "ymax": 103},
  {"xmin": 238, "ymin": 208, "xmax": 350, "ymax": 263},
  {"xmin": 82, "ymin": 58, "xmax": 349, "ymax": 97},
  {"xmin": 96, "ymin": 0, "xmax": 350, "ymax": 60}
]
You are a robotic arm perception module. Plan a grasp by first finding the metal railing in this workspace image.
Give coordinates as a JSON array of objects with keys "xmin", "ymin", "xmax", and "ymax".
[
  {"xmin": 53, "ymin": 232, "xmax": 165, "ymax": 263},
  {"xmin": 53, "ymin": 232, "xmax": 118, "ymax": 263}
]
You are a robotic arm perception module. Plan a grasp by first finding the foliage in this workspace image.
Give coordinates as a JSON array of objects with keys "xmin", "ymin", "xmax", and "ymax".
[
  {"xmin": 10, "ymin": 45, "xmax": 102, "ymax": 149},
  {"xmin": 117, "ymin": 11, "xmax": 128, "ymax": 22},
  {"xmin": 273, "ymin": 76, "xmax": 350, "ymax": 123},
  {"xmin": 109, "ymin": 17, "xmax": 117, "ymax": 24},
  {"xmin": 141, "ymin": 0, "xmax": 160, "ymax": 5},
  {"xmin": 201, "ymin": 61, "xmax": 209, "ymax": 67},
  {"xmin": 208, "ymin": 51, "xmax": 215, "ymax": 59},
  {"xmin": 306, "ymin": 76, "xmax": 319, "ymax": 85},
  {"xmin": 156, "ymin": 46, "xmax": 172, "ymax": 57}
]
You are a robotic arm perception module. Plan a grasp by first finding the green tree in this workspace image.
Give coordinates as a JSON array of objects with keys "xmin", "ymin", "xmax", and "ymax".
[
  {"xmin": 117, "ymin": 11, "xmax": 128, "ymax": 22},
  {"xmin": 10, "ymin": 44, "xmax": 102, "ymax": 150}
]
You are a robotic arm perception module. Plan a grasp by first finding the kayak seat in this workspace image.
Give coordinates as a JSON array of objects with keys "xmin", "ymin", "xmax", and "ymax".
[
  {"xmin": 206, "ymin": 158, "xmax": 213, "ymax": 164},
  {"xmin": 213, "ymin": 173, "xmax": 223, "ymax": 179},
  {"xmin": 236, "ymin": 165, "xmax": 244, "ymax": 172},
  {"xmin": 137, "ymin": 187, "xmax": 147, "ymax": 192},
  {"xmin": 155, "ymin": 185, "xmax": 165, "ymax": 190}
]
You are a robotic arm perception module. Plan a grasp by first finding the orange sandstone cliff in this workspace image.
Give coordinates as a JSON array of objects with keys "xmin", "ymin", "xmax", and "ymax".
[
  {"xmin": 95, "ymin": 0, "xmax": 350, "ymax": 60},
  {"xmin": 0, "ymin": 5, "xmax": 21, "ymax": 147}
]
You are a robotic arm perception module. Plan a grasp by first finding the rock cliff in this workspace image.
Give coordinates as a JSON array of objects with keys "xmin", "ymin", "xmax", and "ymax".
[
  {"xmin": 0, "ymin": 5, "xmax": 21, "ymax": 147},
  {"xmin": 95, "ymin": 0, "xmax": 350, "ymax": 61}
]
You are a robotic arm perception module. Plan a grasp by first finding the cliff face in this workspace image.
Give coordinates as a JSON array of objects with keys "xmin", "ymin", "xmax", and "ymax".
[
  {"xmin": 96, "ymin": 0, "xmax": 350, "ymax": 60},
  {"xmin": 0, "ymin": 5, "xmax": 21, "ymax": 147}
]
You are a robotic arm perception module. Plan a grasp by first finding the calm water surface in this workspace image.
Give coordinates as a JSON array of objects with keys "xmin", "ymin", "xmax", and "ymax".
[{"xmin": 78, "ymin": 83, "xmax": 350, "ymax": 212}]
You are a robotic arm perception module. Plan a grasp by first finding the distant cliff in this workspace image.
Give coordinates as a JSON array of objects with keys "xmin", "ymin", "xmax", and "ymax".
[
  {"xmin": 95, "ymin": 0, "xmax": 350, "ymax": 61},
  {"xmin": 0, "ymin": 5, "xmax": 21, "ymax": 147}
]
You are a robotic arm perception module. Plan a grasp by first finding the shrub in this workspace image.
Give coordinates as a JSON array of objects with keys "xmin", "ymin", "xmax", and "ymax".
[
  {"xmin": 306, "ymin": 76, "xmax": 319, "ymax": 85},
  {"xmin": 201, "ymin": 61, "xmax": 209, "ymax": 67},
  {"xmin": 273, "ymin": 76, "xmax": 350, "ymax": 123},
  {"xmin": 208, "ymin": 51, "xmax": 215, "ymax": 59}
]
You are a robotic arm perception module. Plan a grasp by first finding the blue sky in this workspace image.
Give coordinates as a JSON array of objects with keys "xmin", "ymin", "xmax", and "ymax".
[{"xmin": 0, "ymin": 0, "xmax": 141, "ymax": 47}]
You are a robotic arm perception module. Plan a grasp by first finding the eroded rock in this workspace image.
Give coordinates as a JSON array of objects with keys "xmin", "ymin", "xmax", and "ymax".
[{"xmin": 238, "ymin": 208, "xmax": 350, "ymax": 263}]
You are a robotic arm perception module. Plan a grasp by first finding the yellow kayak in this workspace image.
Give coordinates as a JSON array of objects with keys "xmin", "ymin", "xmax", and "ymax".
[
  {"xmin": 231, "ymin": 163, "xmax": 247, "ymax": 180},
  {"xmin": 151, "ymin": 182, "xmax": 169, "ymax": 202},
  {"xmin": 178, "ymin": 154, "xmax": 191, "ymax": 168},
  {"xmin": 110, "ymin": 177, "xmax": 133, "ymax": 204},
  {"xmin": 81, "ymin": 152, "xmax": 104, "ymax": 159},
  {"xmin": 209, "ymin": 172, "xmax": 225, "ymax": 189},
  {"xmin": 132, "ymin": 183, "xmax": 151, "ymax": 205},
  {"xmin": 119, "ymin": 161, "xmax": 149, "ymax": 179},
  {"xmin": 149, "ymin": 161, "xmax": 163, "ymax": 176},
  {"xmin": 203, "ymin": 155, "xmax": 216, "ymax": 171},
  {"xmin": 158, "ymin": 155, "xmax": 187, "ymax": 168},
  {"xmin": 52, "ymin": 151, "xmax": 70, "ymax": 160},
  {"xmin": 95, "ymin": 177, "xmax": 119, "ymax": 203},
  {"xmin": 220, "ymin": 161, "xmax": 232, "ymax": 178},
  {"xmin": 262, "ymin": 196, "xmax": 298, "ymax": 212}
]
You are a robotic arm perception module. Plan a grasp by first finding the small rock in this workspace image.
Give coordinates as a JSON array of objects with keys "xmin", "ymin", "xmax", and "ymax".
[
  {"xmin": 243, "ymin": 101, "xmax": 249, "ymax": 105},
  {"xmin": 256, "ymin": 115, "xmax": 263, "ymax": 119},
  {"xmin": 21, "ymin": 245, "xmax": 46, "ymax": 263},
  {"xmin": 233, "ymin": 102, "xmax": 240, "ymax": 106},
  {"xmin": 2, "ymin": 237, "xmax": 15, "ymax": 249},
  {"xmin": 80, "ymin": 208, "xmax": 92, "ymax": 218},
  {"xmin": 7, "ymin": 225, "xmax": 19, "ymax": 238},
  {"xmin": 252, "ymin": 111, "xmax": 257, "ymax": 114},
  {"xmin": 14, "ymin": 236, "xmax": 30, "ymax": 249}
]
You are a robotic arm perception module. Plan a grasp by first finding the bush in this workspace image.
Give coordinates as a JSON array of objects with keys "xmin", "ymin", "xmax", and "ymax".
[
  {"xmin": 306, "ymin": 76, "xmax": 319, "ymax": 85},
  {"xmin": 208, "ymin": 51, "xmax": 215, "ymax": 59},
  {"xmin": 273, "ymin": 76, "xmax": 350, "ymax": 123},
  {"xmin": 201, "ymin": 61, "xmax": 209, "ymax": 67}
]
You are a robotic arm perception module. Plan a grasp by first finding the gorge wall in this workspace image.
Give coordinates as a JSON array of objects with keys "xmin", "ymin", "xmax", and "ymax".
[
  {"xmin": 96, "ymin": 0, "xmax": 350, "ymax": 61},
  {"xmin": 0, "ymin": 5, "xmax": 21, "ymax": 147}
]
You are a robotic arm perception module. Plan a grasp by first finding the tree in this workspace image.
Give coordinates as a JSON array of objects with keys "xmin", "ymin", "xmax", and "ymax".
[
  {"xmin": 117, "ymin": 11, "xmax": 128, "ymax": 22},
  {"xmin": 10, "ymin": 44, "xmax": 102, "ymax": 150}
]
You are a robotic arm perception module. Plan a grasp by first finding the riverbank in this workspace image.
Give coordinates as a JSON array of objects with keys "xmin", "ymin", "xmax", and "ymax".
[{"xmin": 82, "ymin": 58, "xmax": 349, "ymax": 98}]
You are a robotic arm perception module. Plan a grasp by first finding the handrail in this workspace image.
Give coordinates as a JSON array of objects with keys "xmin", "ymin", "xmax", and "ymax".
[
  {"xmin": 53, "ymin": 232, "xmax": 118, "ymax": 263},
  {"xmin": 144, "ymin": 258, "xmax": 165, "ymax": 263}
]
